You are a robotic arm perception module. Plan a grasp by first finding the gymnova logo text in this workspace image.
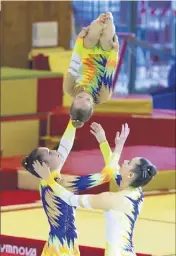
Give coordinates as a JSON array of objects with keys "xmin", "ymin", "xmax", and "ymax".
[{"xmin": 0, "ymin": 244, "xmax": 37, "ymax": 256}]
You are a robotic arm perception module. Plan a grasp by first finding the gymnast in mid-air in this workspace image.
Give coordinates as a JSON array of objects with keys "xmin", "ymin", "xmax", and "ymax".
[{"xmin": 64, "ymin": 12, "xmax": 119, "ymax": 128}]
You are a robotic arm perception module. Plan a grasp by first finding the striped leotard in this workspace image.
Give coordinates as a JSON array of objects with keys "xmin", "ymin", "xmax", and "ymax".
[{"xmin": 65, "ymin": 36, "xmax": 118, "ymax": 104}]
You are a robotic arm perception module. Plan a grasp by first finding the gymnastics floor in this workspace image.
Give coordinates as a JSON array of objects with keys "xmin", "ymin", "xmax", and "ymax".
[{"xmin": 1, "ymin": 194, "xmax": 175, "ymax": 256}]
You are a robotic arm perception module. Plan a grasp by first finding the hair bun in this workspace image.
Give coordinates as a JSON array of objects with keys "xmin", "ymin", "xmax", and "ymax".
[
  {"xmin": 72, "ymin": 119, "xmax": 84, "ymax": 128},
  {"xmin": 22, "ymin": 156, "xmax": 29, "ymax": 169},
  {"xmin": 147, "ymin": 165, "xmax": 157, "ymax": 177}
]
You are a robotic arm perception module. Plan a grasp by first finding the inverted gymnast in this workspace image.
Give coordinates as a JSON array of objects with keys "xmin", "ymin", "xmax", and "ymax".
[
  {"xmin": 22, "ymin": 120, "xmax": 129, "ymax": 256},
  {"xmin": 33, "ymin": 125, "xmax": 157, "ymax": 256},
  {"xmin": 64, "ymin": 12, "xmax": 118, "ymax": 128}
]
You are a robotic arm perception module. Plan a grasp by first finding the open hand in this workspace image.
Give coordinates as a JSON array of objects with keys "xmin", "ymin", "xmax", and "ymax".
[
  {"xmin": 32, "ymin": 160, "xmax": 51, "ymax": 180},
  {"xmin": 90, "ymin": 122, "xmax": 106, "ymax": 144},
  {"xmin": 115, "ymin": 123, "xmax": 130, "ymax": 147}
]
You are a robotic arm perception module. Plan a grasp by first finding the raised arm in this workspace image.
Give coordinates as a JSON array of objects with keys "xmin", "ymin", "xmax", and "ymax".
[
  {"xmin": 96, "ymin": 123, "xmax": 130, "ymax": 186},
  {"xmin": 59, "ymin": 123, "xmax": 129, "ymax": 193},
  {"xmin": 57, "ymin": 122, "xmax": 112, "ymax": 192},
  {"xmin": 58, "ymin": 123, "xmax": 129, "ymax": 192},
  {"xmin": 33, "ymin": 123, "xmax": 129, "ymax": 193},
  {"xmin": 56, "ymin": 119, "xmax": 76, "ymax": 172},
  {"xmin": 90, "ymin": 122, "xmax": 112, "ymax": 165},
  {"xmin": 35, "ymin": 123, "xmax": 129, "ymax": 193}
]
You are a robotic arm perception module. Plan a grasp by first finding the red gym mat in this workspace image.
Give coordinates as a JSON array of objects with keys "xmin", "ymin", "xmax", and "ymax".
[{"xmin": 0, "ymin": 190, "xmax": 40, "ymax": 206}]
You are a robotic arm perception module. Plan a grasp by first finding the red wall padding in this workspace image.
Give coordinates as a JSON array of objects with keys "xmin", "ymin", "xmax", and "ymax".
[
  {"xmin": 48, "ymin": 111, "xmax": 175, "ymax": 149},
  {"xmin": 37, "ymin": 77, "xmax": 63, "ymax": 113},
  {"xmin": 0, "ymin": 190, "xmax": 40, "ymax": 206},
  {"xmin": 0, "ymin": 169, "xmax": 18, "ymax": 190}
]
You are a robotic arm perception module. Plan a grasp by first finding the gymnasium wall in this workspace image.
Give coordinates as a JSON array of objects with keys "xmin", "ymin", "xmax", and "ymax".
[
  {"xmin": 1, "ymin": 68, "xmax": 63, "ymax": 157},
  {"xmin": 0, "ymin": 1, "xmax": 72, "ymax": 68}
]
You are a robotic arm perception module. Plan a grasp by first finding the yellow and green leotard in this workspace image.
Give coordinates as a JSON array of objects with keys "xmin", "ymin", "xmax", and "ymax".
[{"xmin": 65, "ymin": 36, "xmax": 119, "ymax": 104}]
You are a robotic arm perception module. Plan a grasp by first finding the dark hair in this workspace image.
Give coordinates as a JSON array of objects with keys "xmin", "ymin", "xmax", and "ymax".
[
  {"xmin": 130, "ymin": 158, "xmax": 157, "ymax": 188},
  {"xmin": 21, "ymin": 148, "xmax": 43, "ymax": 178},
  {"xmin": 70, "ymin": 103, "xmax": 93, "ymax": 128}
]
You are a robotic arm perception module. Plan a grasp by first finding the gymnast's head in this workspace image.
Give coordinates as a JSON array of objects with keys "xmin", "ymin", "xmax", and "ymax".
[
  {"xmin": 70, "ymin": 92, "xmax": 93, "ymax": 128},
  {"xmin": 119, "ymin": 157, "xmax": 157, "ymax": 188},
  {"xmin": 21, "ymin": 147, "xmax": 61, "ymax": 178}
]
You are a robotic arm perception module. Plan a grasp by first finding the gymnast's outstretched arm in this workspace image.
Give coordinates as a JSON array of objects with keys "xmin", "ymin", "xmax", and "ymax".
[
  {"xmin": 56, "ymin": 121, "xmax": 113, "ymax": 190},
  {"xmin": 58, "ymin": 123, "xmax": 129, "ymax": 192},
  {"xmin": 34, "ymin": 124, "xmax": 130, "ymax": 192},
  {"xmin": 56, "ymin": 119, "xmax": 76, "ymax": 172}
]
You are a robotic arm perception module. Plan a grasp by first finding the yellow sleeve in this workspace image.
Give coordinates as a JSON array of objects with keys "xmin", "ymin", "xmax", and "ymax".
[
  {"xmin": 100, "ymin": 140, "xmax": 121, "ymax": 185},
  {"xmin": 59, "ymin": 119, "xmax": 76, "ymax": 141},
  {"xmin": 99, "ymin": 140, "xmax": 112, "ymax": 165}
]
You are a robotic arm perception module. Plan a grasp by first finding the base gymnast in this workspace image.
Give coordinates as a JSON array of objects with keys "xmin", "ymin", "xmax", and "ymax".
[
  {"xmin": 64, "ymin": 12, "xmax": 119, "ymax": 128},
  {"xmin": 33, "ymin": 125, "xmax": 157, "ymax": 256},
  {"xmin": 22, "ymin": 120, "xmax": 129, "ymax": 256}
]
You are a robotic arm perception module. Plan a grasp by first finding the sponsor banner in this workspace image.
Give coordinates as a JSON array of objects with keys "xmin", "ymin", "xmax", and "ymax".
[
  {"xmin": 0, "ymin": 235, "xmax": 44, "ymax": 256},
  {"xmin": 0, "ymin": 235, "xmax": 152, "ymax": 256}
]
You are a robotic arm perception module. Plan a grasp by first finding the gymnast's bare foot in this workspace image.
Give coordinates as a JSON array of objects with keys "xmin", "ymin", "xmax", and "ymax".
[
  {"xmin": 83, "ymin": 13, "xmax": 106, "ymax": 49},
  {"xmin": 97, "ymin": 13, "xmax": 106, "ymax": 25},
  {"xmin": 100, "ymin": 12, "xmax": 116, "ymax": 51},
  {"xmin": 105, "ymin": 12, "xmax": 113, "ymax": 21}
]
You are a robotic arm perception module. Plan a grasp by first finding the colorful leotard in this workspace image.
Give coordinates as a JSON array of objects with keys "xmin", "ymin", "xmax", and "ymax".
[
  {"xmin": 64, "ymin": 36, "xmax": 118, "ymax": 104},
  {"xmin": 40, "ymin": 121, "xmax": 121, "ymax": 256}
]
